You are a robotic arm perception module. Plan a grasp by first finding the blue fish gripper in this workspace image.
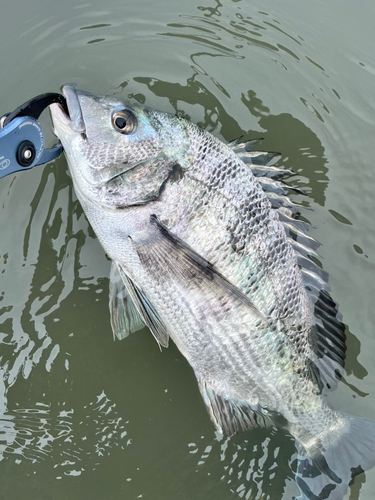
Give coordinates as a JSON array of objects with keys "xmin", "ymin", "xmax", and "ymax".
[{"xmin": 0, "ymin": 93, "xmax": 67, "ymax": 179}]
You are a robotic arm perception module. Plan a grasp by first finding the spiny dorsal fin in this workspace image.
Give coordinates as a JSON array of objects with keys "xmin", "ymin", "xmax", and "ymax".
[
  {"xmin": 229, "ymin": 137, "xmax": 281, "ymax": 166},
  {"xmin": 228, "ymin": 137, "xmax": 263, "ymax": 148},
  {"xmin": 232, "ymin": 138, "xmax": 347, "ymax": 391}
]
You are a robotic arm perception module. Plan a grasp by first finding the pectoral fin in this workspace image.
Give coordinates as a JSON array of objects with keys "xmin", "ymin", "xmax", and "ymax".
[
  {"xmin": 131, "ymin": 214, "xmax": 268, "ymax": 328},
  {"xmin": 109, "ymin": 262, "xmax": 145, "ymax": 340}
]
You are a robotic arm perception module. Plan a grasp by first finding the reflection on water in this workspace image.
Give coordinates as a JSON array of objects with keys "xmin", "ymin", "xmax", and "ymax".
[
  {"xmin": 0, "ymin": 391, "xmax": 128, "ymax": 471},
  {"xmin": 1, "ymin": 167, "xmax": 79, "ymax": 388},
  {"xmin": 1, "ymin": 0, "xmax": 375, "ymax": 498},
  {"xmin": 190, "ymin": 430, "xmax": 299, "ymax": 499},
  {"xmin": 134, "ymin": 75, "xmax": 330, "ymax": 205},
  {"xmin": 0, "ymin": 165, "xmax": 128, "ymax": 470}
]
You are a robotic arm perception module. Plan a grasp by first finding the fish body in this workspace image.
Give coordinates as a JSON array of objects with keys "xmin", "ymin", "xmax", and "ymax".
[{"xmin": 50, "ymin": 87, "xmax": 375, "ymax": 499}]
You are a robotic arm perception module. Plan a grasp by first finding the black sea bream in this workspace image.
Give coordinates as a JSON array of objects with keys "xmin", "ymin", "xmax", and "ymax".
[{"xmin": 50, "ymin": 87, "xmax": 375, "ymax": 499}]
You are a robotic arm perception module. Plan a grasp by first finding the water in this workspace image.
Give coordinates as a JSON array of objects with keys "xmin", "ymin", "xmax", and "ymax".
[{"xmin": 1, "ymin": 0, "xmax": 375, "ymax": 498}]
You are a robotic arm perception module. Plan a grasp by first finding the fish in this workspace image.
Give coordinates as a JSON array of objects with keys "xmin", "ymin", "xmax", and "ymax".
[{"xmin": 50, "ymin": 86, "xmax": 375, "ymax": 499}]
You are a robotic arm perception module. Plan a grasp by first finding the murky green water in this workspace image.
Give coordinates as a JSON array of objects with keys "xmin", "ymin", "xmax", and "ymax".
[{"xmin": 1, "ymin": 0, "xmax": 375, "ymax": 498}]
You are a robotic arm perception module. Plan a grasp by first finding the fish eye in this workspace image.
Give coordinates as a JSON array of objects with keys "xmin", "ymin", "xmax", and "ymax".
[{"xmin": 112, "ymin": 110, "xmax": 137, "ymax": 134}]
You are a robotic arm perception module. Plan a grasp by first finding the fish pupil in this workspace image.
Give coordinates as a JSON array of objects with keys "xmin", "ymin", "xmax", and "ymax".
[{"xmin": 115, "ymin": 117, "xmax": 127, "ymax": 129}]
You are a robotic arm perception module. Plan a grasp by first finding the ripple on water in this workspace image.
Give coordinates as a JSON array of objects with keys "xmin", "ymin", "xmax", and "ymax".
[
  {"xmin": 1, "ymin": 1, "xmax": 375, "ymax": 498},
  {"xmin": 0, "ymin": 165, "xmax": 114, "ymax": 471},
  {"xmin": 0, "ymin": 391, "xmax": 129, "ymax": 474}
]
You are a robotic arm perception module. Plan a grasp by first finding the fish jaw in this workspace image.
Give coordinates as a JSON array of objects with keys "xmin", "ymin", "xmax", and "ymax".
[
  {"xmin": 50, "ymin": 86, "xmax": 122, "ymax": 191},
  {"xmin": 50, "ymin": 89, "xmax": 96, "ymax": 202}
]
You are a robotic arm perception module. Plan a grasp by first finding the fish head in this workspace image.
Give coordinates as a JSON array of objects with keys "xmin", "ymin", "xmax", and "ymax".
[{"xmin": 50, "ymin": 86, "xmax": 191, "ymax": 207}]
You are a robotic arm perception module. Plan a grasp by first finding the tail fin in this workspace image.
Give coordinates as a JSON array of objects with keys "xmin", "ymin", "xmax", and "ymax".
[{"xmin": 293, "ymin": 413, "xmax": 375, "ymax": 500}]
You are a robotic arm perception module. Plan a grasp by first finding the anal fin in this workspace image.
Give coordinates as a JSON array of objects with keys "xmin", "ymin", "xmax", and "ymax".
[{"xmin": 198, "ymin": 378, "xmax": 273, "ymax": 436}]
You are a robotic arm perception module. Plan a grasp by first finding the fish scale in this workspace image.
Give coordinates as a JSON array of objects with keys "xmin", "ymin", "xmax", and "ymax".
[{"xmin": 158, "ymin": 124, "xmax": 311, "ymax": 364}]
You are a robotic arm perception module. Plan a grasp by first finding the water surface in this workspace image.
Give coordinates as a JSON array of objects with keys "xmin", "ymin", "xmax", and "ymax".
[{"xmin": 0, "ymin": 0, "xmax": 375, "ymax": 498}]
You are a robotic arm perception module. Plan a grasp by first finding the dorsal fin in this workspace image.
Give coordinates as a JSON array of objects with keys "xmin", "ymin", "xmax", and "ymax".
[
  {"xmin": 228, "ymin": 137, "xmax": 263, "ymax": 148},
  {"xmin": 231, "ymin": 138, "xmax": 347, "ymax": 390}
]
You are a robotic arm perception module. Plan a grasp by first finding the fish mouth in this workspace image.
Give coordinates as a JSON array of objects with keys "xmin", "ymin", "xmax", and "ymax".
[{"xmin": 50, "ymin": 86, "xmax": 85, "ymax": 133}]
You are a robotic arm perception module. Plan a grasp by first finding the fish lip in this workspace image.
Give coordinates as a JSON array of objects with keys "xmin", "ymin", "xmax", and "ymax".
[
  {"xmin": 62, "ymin": 86, "xmax": 86, "ymax": 133},
  {"xmin": 49, "ymin": 86, "xmax": 86, "ymax": 134},
  {"xmin": 50, "ymin": 102, "xmax": 71, "ymax": 128}
]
